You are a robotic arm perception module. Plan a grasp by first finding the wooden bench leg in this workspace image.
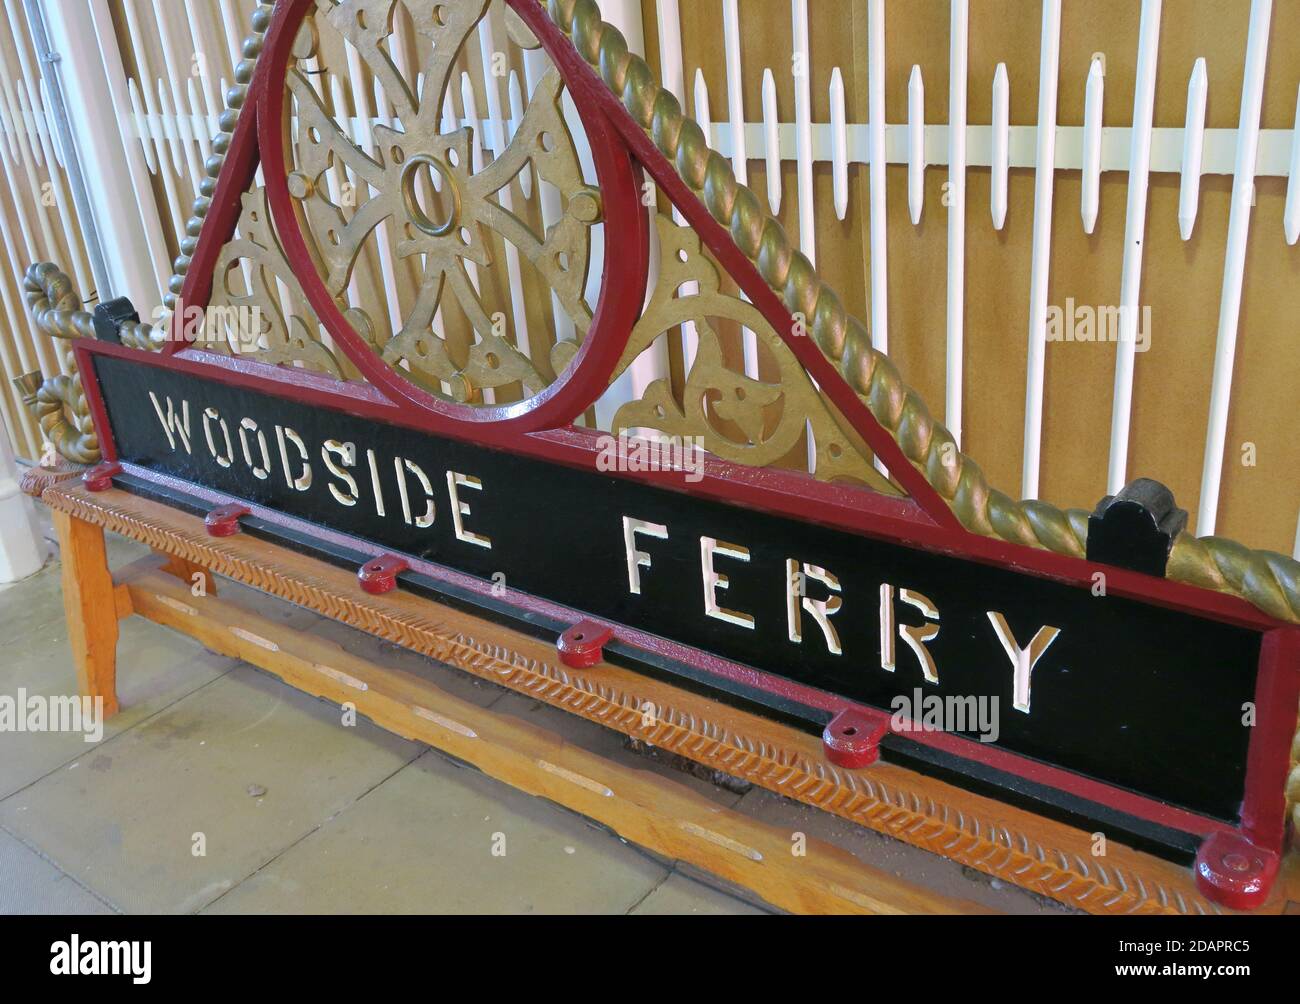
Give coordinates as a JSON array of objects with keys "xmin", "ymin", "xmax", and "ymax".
[
  {"xmin": 154, "ymin": 549, "xmax": 217, "ymax": 596},
  {"xmin": 52, "ymin": 509, "xmax": 120, "ymax": 718}
]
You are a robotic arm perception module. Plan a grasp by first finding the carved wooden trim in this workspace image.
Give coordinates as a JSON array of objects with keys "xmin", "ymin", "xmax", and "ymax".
[{"xmin": 42, "ymin": 479, "xmax": 1285, "ymax": 915}]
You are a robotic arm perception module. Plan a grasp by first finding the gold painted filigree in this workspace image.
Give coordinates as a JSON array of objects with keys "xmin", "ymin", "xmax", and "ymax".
[
  {"xmin": 206, "ymin": 188, "xmax": 346, "ymax": 376},
  {"xmin": 283, "ymin": 0, "xmax": 601, "ymax": 403},
  {"xmin": 610, "ymin": 216, "xmax": 895, "ymax": 493}
]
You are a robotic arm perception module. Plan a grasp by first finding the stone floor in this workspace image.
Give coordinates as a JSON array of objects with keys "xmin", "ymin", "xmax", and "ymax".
[{"xmin": 0, "ymin": 512, "xmax": 1069, "ymax": 915}]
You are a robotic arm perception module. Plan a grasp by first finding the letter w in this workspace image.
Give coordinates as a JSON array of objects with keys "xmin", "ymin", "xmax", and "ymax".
[{"xmin": 149, "ymin": 393, "xmax": 192, "ymax": 454}]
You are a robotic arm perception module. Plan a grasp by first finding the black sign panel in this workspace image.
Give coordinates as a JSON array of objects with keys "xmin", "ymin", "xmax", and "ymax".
[{"xmin": 93, "ymin": 355, "xmax": 1261, "ymax": 825}]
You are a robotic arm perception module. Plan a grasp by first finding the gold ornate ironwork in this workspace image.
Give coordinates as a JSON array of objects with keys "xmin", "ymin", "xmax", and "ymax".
[
  {"xmin": 206, "ymin": 188, "xmax": 346, "ymax": 376},
  {"xmin": 611, "ymin": 215, "xmax": 894, "ymax": 492},
  {"xmin": 540, "ymin": 0, "xmax": 1300, "ymax": 625},
  {"xmin": 272, "ymin": 0, "xmax": 602, "ymax": 402},
  {"xmin": 17, "ymin": 263, "xmax": 119, "ymax": 465}
]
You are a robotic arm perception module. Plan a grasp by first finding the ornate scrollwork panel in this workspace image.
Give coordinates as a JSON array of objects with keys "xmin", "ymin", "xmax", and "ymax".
[
  {"xmin": 206, "ymin": 188, "xmax": 347, "ymax": 376},
  {"xmin": 275, "ymin": 0, "xmax": 602, "ymax": 403},
  {"xmin": 610, "ymin": 215, "xmax": 897, "ymax": 494}
]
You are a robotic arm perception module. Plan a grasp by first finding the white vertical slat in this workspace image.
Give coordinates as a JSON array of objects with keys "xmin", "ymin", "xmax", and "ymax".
[
  {"xmin": 1293, "ymin": 508, "xmax": 1300, "ymax": 560},
  {"xmin": 719, "ymin": 2, "xmax": 759, "ymax": 380},
  {"xmin": 1106, "ymin": 0, "xmax": 1163, "ymax": 496},
  {"xmin": 1284, "ymin": 84, "xmax": 1300, "ymax": 244},
  {"xmin": 182, "ymin": 2, "xmax": 222, "ymax": 141},
  {"xmin": 678, "ymin": 70, "xmax": 712, "ymax": 379},
  {"xmin": 1020, "ymin": 0, "xmax": 1061, "ymax": 501},
  {"xmin": 694, "ymin": 69, "xmax": 713, "ymax": 144},
  {"xmin": 324, "ymin": 74, "xmax": 364, "ymax": 321},
  {"xmin": 0, "ymin": 70, "xmax": 63, "ymax": 380},
  {"xmin": 4, "ymin": 0, "xmax": 93, "ymax": 294},
  {"xmin": 829, "ymin": 68, "xmax": 848, "ymax": 221},
  {"xmin": 1197, "ymin": 0, "xmax": 1273, "ymax": 536},
  {"xmin": 186, "ymin": 76, "xmax": 215, "ymax": 163},
  {"xmin": 54, "ymin": 0, "xmax": 169, "ymax": 311},
  {"xmin": 946, "ymin": 0, "xmax": 968, "ymax": 446},
  {"xmin": 458, "ymin": 70, "xmax": 495, "ymax": 405},
  {"xmin": 522, "ymin": 46, "xmax": 574, "ymax": 355},
  {"xmin": 38, "ymin": 79, "xmax": 64, "ymax": 170},
  {"xmin": 721, "ymin": 0, "xmax": 747, "ymax": 186},
  {"xmin": 476, "ymin": 14, "xmax": 533, "ymax": 364},
  {"xmin": 146, "ymin": 0, "xmax": 206, "ymax": 188},
  {"xmin": 121, "ymin": 0, "xmax": 180, "ymax": 185},
  {"xmin": 339, "ymin": 32, "xmax": 405, "ymax": 340},
  {"xmin": 991, "ymin": 62, "xmax": 1009, "ymax": 230},
  {"xmin": 1080, "ymin": 56, "xmax": 1104, "ymax": 233},
  {"xmin": 155, "ymin": 76, "xmax": 201, "ymax": 188},
  {"xmin": 0, "ymin": 73, "xmax": 18, "ymax": 164},
  {"xmin": 1179, "ymin": 57, "xmax": 1208, "ymax": 241},
  {"xmin": 654, "ymin": 0, "xmax": 697, "ymax": 371},
  {"xmin": 908, "ymin": 65, "xmax": 925, "ymax": 225},
  {"xmin": 760, "ymin": 68, "xmax": 781, "ymax": 213},
  {"xmin": 217, "ymin": 0, "xmax": 245, "ymax": 74},
  {"xmin": 507, "ymin": 70, "xmax": 531, "ymax": 198},
  {"xmin": 17, "ymin": 85, "xmax": 93, "ymax": 296},
  {"xmin": 127, "ymin": 79, "xmax": 158, "ymax": 176},
  {"xmin": 867, "ymin": 0, "xmax": 888, "ymax": 354},
  {"xmin": 589, "ymin": 0, "xmax": 664, "ymax": 431},
  {"xmin": 791, "ymin": 0, "xmax": 815, "ymax": 264}
]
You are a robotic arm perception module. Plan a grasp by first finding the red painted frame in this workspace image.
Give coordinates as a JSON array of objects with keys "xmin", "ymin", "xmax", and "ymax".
[
  {"xmin": 97, "ymin": 0, "xmax": 1299, "ymax": 887},
  {"xmin": 77, "ymin": 336, "xmax": 1299, "ymax": 862}
]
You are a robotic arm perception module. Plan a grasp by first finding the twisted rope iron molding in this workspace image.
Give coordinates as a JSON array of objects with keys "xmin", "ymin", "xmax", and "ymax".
[{"xmin": 540, "ymin": 0, "xmax": 1300, "ymax": 626}]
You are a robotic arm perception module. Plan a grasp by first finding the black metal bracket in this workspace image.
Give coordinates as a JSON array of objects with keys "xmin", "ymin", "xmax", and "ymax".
[
  {"xmin": 1087, "ymin": 477, "xmax": 1188, "ymax": 577},
  {"xmin": 92, "ymin": 297, "xmax": 139, "ymax": 344}
]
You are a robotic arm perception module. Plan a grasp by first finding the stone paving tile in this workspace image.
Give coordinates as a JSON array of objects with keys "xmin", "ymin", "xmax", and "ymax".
[
  {"xmin": 203, "ymin": 748, "xmax": 668, "ymax": 915},
  {"xmin": 629, "ymin": 871, "xmax": 769, "ymax": 915},
  {"xmin": 0, "ymin": 562, "xmax": 238, "ymax": 800},
  {"xmin": 0, "ymin": 665, "xmax": 422, "ymax": 913},
  {"xmin": 0, "ymin": 827, "xmax": 115, "ymax": 915}
]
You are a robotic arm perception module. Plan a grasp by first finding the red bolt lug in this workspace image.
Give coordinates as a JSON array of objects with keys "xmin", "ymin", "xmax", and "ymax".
[
  {"xmin": 822, "ymin": 708, "xmax": 889, "ymax": 769},
  {"xmin": 82, "ymin": 461, "xmax": 122, "ymax": 492},
  {"xmin": 557, "ymin": 620, "xmax": 614, "ymax": 669},
  {"xmin": 358, "ymin": 554, "xmax": 409, "ymax": 595},
  {"xmin": 204, "ymin": 503, "xmax": 251, "ymax": 538},
  {"xmin": 1194, "ymin": 830, "xmax": 1279, "ymax": 911}
]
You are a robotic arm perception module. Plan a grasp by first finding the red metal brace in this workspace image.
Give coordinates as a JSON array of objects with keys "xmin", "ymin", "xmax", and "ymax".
[
  {"xmin": 822, "ymin": 708, "xmax": 890, "ymax": 769},
  {"xmin": 557, "ymin": 620, "xmax": 614, "ymax": 669},
  {"xmin": 204, "ymin": 503, "xmax": 251, "ymax": 538},
  {"xmin": 359, "ymin": 554, "xmax": 410, "ymax": 595},
  {"xmin": 82, "ymin": 461, "xmax": 122, "ymax": 492},
  {"xmin": 1193, "ymin": 830, "xmax": 1280, "ymax": 911}
]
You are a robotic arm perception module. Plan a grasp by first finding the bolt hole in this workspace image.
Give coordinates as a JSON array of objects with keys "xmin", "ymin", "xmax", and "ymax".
[{"xmin": 842, "ymin": 726, "xmax": 857, "ymax": 736}]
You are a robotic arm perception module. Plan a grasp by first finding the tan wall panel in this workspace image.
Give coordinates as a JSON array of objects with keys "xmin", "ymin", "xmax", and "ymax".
[{"xmin": 647, "ymin": 0, "xmax": 1298, "ymax": 554}]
